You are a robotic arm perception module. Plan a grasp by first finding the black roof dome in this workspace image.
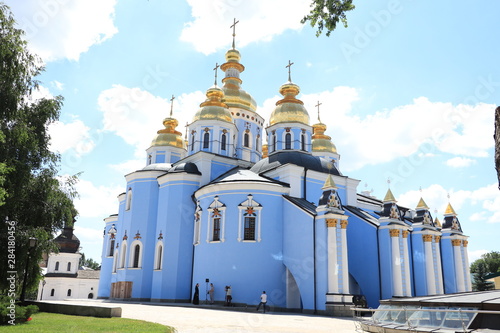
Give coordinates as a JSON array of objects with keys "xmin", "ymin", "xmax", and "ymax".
[
  {"xmin": 250, "ymin": 151, "xmax": 341, "ymax": 175},
  {"xmin": 54, "ymin": 226, "xmax": 80, "ymax": 253}
]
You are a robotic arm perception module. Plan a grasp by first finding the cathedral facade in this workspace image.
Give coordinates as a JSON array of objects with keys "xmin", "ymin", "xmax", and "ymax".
[{"xmin": 97, "ymin": 35, "xmax": 472, "ymax": 315}]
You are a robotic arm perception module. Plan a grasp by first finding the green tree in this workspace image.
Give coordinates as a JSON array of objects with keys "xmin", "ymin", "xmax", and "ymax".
[
  {"xmin": 0, "ymin": 3, "xmax": 78, "ymax": 296},
  {"xmin": 301, "ymin": 0, "xmax": 356, "ymax": 37},
  {"xmin": 470, "ymin": 251, "xmax": 500, "ymax": 291},
  {"xmin": 79, "ymin": 253, "xmax": 101, "ymax": 270}
]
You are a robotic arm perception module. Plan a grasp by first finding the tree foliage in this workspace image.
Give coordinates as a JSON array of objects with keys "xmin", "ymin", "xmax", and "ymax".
[
  {"xmin": 0, "ymin": 4, "xmax": 78, "ymax": 295},
  {"xmin": 79, "ymin": 253, "xmax": 101, "ymax": 270},
  {"xmin": 301, "ymin": 0, "xmax": 356, "ymax": 37},
  {"xmin": 470, "ymin": 251, "xmax": 500, "ymax": 291}
]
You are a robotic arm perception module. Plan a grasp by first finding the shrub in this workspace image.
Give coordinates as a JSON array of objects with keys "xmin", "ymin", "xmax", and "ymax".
[{"xmin": 0, "ymin": 296, "xmax": 39, "ymax": 325}]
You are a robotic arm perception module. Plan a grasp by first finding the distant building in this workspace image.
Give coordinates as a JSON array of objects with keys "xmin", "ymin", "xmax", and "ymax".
[
  {"xmin": 97, "ymin": 28, "xmax": 472, "ymax": 315},
  {"xmin": 37, "ymin": 225, "xmax": 99, "ymax": 301}
]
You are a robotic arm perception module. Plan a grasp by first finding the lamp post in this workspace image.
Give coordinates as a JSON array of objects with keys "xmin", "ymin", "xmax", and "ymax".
[
  {"xmin": 21, "ymin": 237, "xmax": 38, "ymax": 304},
  {"xmin": 40, "ymin": 280, "xmax": 46, "ymax": 300}
]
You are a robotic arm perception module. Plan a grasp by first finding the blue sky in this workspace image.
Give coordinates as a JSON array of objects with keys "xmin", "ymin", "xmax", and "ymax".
[{"xmin": 6, "ymin": 0, "xmax": 499, "ymax": 264}]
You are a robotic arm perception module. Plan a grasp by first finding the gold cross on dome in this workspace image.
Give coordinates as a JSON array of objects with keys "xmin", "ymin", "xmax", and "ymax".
[
  {"xmin": 286, "ymin": 60, "xmax": 294, "ymax": 82},
  {"xmin": 230, "ymin": 18, "xmax": 239, "ymax": 49},
  {"xmin": 315, "ymin": 101, "xmax": 322, "ymax": 123},
  {"xmin": 169, "ymin": 95, "xmax": 175, "ymax": 117},
  {"xmin": 213, "ymin": 62, "xmax": 219, "ymax": 86}
]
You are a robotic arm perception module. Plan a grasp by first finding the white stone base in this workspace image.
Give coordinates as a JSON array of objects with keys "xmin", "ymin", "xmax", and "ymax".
[{"xmin": 325, "ymin": 293, "xmax": 354, "ymax": 317}]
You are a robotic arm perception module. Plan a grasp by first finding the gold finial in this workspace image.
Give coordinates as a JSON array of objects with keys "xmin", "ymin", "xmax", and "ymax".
[
  {"xmin": 230, "ymin": 18, "xmax": 239, "ymax": 49},
  {"xmin": 322, "ymin": 174, "xmax": 337, "ymax": 189},
  {"xmin": 286, "ymin": 60, "xmax": 294, "ymax": 82},
  {"xmin": 315, "ymin": 101, "xmax": 322, "ymax": 123},
  {"xmin": 169, "ymin": 95, "xmax": 175, "ymax": 117},
  {"xmin": 213, "ymin": 62, "xmax": 220, "ymax": 86},
  {"xmin": 444, "ymin": 202, "xmax": 457, "ymax": 216},
  {"xmin": 383, "ymin": 188, "xmax": 397, "ymax": 202}
]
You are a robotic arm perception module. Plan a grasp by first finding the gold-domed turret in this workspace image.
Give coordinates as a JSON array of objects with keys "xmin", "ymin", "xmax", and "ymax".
[
  {"xmin": 269, "ymin": 81, "xmax": 310, "ymax": 126},
  {"xmin": 444, "ymin": 202, "xmax": 457, "ymax": 216},
  {"xmin": 151, "ymin": 116, "xmax": 185, "ymax": 148},
  {"xmin": 192, "ymin": 86, "xmax": 233, "ymax": 123},
  {"xmin": 416, "ymin": 197, "xmax": 429, "ymax": 210},
  {"xmin": 312, "ymin": 122, "xmax": 337, "ymax": 153},
  {"xmin": 262, "ymin": 144, "xmax": 268, "ymax": 158}
]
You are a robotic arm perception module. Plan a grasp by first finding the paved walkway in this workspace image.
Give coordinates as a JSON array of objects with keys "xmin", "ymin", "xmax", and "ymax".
[{"xmin": 57, "ymin": 299, "xmax": 358, "ymax": 332}]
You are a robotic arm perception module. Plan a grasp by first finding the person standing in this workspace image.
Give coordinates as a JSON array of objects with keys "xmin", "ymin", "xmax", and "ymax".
[
  {"xmin": 192, "ymin": 283, "xmax": 199, "ymax": 305},
  {"xmin": 208, "ymin": 283, "xmax": 214, "ymax": 304},
  {"xmin": 225, "ymin": 285, "xmax": 232, "ymax": 306},
  {"xmin": 256, "ymin": 291, "xmax": 267, "ymax": 313}
]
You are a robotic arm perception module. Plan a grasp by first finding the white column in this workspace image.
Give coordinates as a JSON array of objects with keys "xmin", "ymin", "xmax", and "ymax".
[
  {"xmin": 340, "ymin": 219, "xmax": 349, "ymax": 294},
  {"xmin": 452, "ymin": 239, "xmax": 466, "ymax": 292},
  {"xmin": 463, "ymin": 240, "xmax": 472, "ymax": 291},
  {"xmin": 423, "ymin": 234, "xmax": 436, "ymax": 295},
  {"xmin": 402, "ymin": 231, "xmax": 412, "ymax": 296},
  {"xmin": 390, "ymin": 229, "xmax": 403, "ymax": 297},
  {"xmin": 326, "ymin": 219, "xmax": 339, "ymax": 294},
  {"xmin": 434, "ymin": 236, "xmax": 444, "ymax": 294}
]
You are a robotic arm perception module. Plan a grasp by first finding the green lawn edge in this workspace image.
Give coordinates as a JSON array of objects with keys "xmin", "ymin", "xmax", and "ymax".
[{"xmin": 0, "ymin": 312, "xmax": 176, "ymax": 332}]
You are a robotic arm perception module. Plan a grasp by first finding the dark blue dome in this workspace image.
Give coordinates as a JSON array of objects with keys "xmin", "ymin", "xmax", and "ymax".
[{"xmin": 250, "ymin": 151, "xmax": 341, "ymax": 175}]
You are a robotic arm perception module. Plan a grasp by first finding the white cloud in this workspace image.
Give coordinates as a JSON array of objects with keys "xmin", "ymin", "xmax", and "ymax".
[
  {"xmin": 52, "ymin": 80, "xmax": 64, "ymax": 91},
  {"xmin": 74, "ymin": 179, "xmax": 123, "ymax": 219},
  {"xmin": 279, "ymin": 88, "xmax": 494, "ymax": 171},
  {"xmin": 9, "ymin": 0, "xmax": 118, "ymax": 61},
  {"xmin": 397, "ymin": 183, "xmax": 500, "ymax": 224},
  {"xmin": 73, "ymin": 225, "xmax": 104, "ymax": 257},
  {"xmin": 180, "ymin": 0, "xmax": 310, "ymax": 54},
  {"xmin": 109, "ymin": 159, "xmax": 146, "ymax": 175},
  {"xmin": 468, "ymin": 249, "xmax": 489, "ymax": 263},
  {"xmin": 97, "ymin": 85, "xmax": 205, "ymax": 156},
  {"xmin": 445, "ymin": 157, "xmax": 477, "ymax": 168},
  {"xmin": 48, "ymin": 119, "xmax": 96, "ymax": 157}
]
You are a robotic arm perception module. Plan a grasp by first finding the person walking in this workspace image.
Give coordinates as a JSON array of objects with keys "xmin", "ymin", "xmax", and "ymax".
[
  {"xmin": 192, "ymin": 283, "xmax": 199, "ymax": 305},
  {"xmin": 256, "ymin": 291, "xmax": 267, "ymax": 313},
  {"xmin": 208, "ymin": 283, "xmax": 214, "ymax": 304}
]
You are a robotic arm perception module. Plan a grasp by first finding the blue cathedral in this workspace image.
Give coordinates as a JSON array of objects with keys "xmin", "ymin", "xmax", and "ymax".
[{"xmin": 97, "ymin": 28, "xmax": 472, "ymax": 315}]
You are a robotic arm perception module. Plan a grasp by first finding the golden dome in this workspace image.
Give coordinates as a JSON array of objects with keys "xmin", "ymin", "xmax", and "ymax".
[
  {"xmin": 150, "ymin": 117, "xmax": 185, "ymax": 148},
  {"xmin": 416, "ymin": 197, "xmax": 429, "ymax": 210},
  {"xmin": 262, "ymin": 144, "xmax": 268, "ymax": 158},
  {"xmin": 383, "ymin": 188, "xmax": 397, "ymax": 202},
  {"xmin": 444, "ymin": 202, "xmax": 457, "ymax": 216},
  {"xmin": 192, "ymin": 86, "xmax": 233, "ymax": 123},
  {"xmin": 312, "ymin": 122, "xmax": 337, "ymax": 153},
  {"xmin": 269, "ymin": 82, "xmax": 310, "ymax": 126},
  {"xmin": 220, "ymin": 49, "xmax": 257, "ymax": 112}
]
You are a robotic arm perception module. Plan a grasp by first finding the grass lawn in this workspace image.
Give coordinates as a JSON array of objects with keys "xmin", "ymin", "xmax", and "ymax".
[{"xmin": 0, "ymin": 312, "xmax": 175, "ymax": 332}]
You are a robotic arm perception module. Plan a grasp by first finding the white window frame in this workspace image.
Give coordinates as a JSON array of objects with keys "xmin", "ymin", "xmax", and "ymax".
[
  {"xmin": 238, "ymin": 194, "xmax": 263, "ymax": 242},
  {"xmin": 129, "ymin": 240, "xmax": 143, "ymax": 269},
  {"xmin": 119, "ymin": 240, "xmax": 127, "ymax": 269},
  {"xmin": 193, "ymin": 203, "xmax": 202, "ymax": 245},
  {"xmin": 154, "ymin": 241, "xmax": 164, "ymax": 270},
  {"xmin": 125, "ymin": 188, "xmax": 132, "ymax": 211},
  {"xmin": 206, "ymin": 196, "xmax": 226, "ymax": 243}
]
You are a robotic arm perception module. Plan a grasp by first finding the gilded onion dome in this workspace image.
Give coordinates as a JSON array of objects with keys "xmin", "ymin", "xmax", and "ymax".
[
  {"xmin": 192, "ymin": 86, "xmax": 233, "ymax": 123},
  {"xmin": 220, "ymin": 48, "xmax": 257, "ymax": 112},
  {"xmin": 269, "ymin": 82, "xmax": 310, "ymax": 126},
  {"xmin": 312, "ymin": 122, "xmax": 337, "ymax": 153},
  {"xmin": 150, "ymin": 116, "xmax": 185, "ymax": 148}
]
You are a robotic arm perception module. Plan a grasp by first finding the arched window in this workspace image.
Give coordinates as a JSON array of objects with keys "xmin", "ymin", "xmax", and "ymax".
[
  {"xmin": 191, "ymin": 133, "xmax": 195, "ymax": 151},
  {"xmin": 67, "ymin": 262, "xmax": 71, "ymax": 271},
  {"xmin": 126, "ymin": 188, "xmax": 132, "ymax": 211},
  {"xmin": 67, "ymin": 289, "xmax": 72, "ymax": 297},
  {"xmin": 108, "ymin": 239, "xmax": 115, "ymax": 257},
  {"xmin": 203, "ymin": 132, "xmax": 210, "ymax": 149},
  {"xmin": 155, "ymin": 244, "xmax": 163, "ymax": 270},
  {"xmin": 213, "ymin": 217, "xmax": 221, "ymax": 241},
  {"xmin": 285, "ymin": 133, "xmax": 291, "ymax": 150},
  {"xmin": 55, "ymin": 261, "xmax": 59, "ymax": 271},
  {"xmin": 272, "ymin": 135, "xmax": 276, "ymax": 152},
  {"xmin": 88, "ymin": 293, "xmax": 94, "ymax": 299},
  {"xmin": 244, "ymin": 133, "xmax": 249, "ymax": 147},
  {"xmin": 120, "ymin": 242, "xmax": 127, "ymax": 268},
  {"xmin": 112, "ymin": 250, "xmax": 118, "ymax": 273},
  {"xmin": 244, "ymin": 216, "xmax": 256, "ymax": 240},
  {"xmin": 301, "ymin": 133, "xmax": 305, "ymax": 151},
  {"xmin": 221, "ymin": 133, "xmax": 226, "ymax": 151},
  {"xmin": 238, "ymin": 194, "xmax": 263, "ymax": 242},
  {"xmin": 50, "ymin": 289, "xmax": 55, "ymax": 297},
  {"xmin": 256, "ymin": 137, "xmax": 260, "ymax": 152},
  {"xmin": 133, "ymin": 244, "xmax": 140, "ymax": 268}
]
